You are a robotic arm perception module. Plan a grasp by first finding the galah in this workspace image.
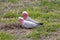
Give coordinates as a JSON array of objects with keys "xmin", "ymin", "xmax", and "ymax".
[
  {"xmin": 22, "ymin": 11, "xmax": 43, "ymax": 25},
  {"xmin": 18, "ymin": 17, "xmax": 42, "ymax": 28}
]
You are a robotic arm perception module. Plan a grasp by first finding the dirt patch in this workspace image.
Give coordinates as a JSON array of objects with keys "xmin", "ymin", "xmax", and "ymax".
[
  {"xmin": 0, "ymin": 22, "xmax": 21, "ymax": 30},
  {"xmin": 0, "ymin": 23, "xmax": 32, "ymax": 39}
]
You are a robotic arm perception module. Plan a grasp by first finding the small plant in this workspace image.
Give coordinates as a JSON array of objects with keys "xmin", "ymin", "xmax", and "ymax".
[
  {"xmin": 0, "ymin": 18, "xmax": 18, "ymax": 23},
  {"xmin": 3, "ymin": 11, "xmax": 20, "ymax": 18},
  {"xmin": 8, "ymin": 0, "xmax": 20, "ymax": 3},
  {"xmin": 0, "ymin": 32, "xmax": 16, "ymax": 40}
]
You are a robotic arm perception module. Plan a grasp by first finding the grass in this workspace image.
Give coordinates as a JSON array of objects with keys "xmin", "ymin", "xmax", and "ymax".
[
  {"xmin": 18, "ymin": 11, "xmax": 60, "ymax": 39},
  {"xmin": 8, "ymin": 0, "xmax": 20, "ymax": 3},
  {"xmin": 1, "ymin": 10, "xmax": 60, "ymax": 40},
  {"xmin": 0, "ymin": 0, "xmax": 60, "ymax": 40},
  {"xmin": 18, "ymin": 6, "xmax": 60, "ymax": 39},
  {"xmin": 0, "ymin": 18, "xmax": 18, "ymax": 24},
  {"xmin": 0, "ymin": 32, "xmax": 17, "ymax": 40},
  {"xmin": 1, "ymin": 10, "xmax": 60, "ymax": 39},
  {"xmin": 25, "ymin": 22, "xmax": 60, "ymax": 39},
  {"xmin": 36, "ymin": 0, "xmax": 60, "ymax": 13},
  {"xmin": 2, "ymin": 11, "xmax": 21, "ymax": 18}
]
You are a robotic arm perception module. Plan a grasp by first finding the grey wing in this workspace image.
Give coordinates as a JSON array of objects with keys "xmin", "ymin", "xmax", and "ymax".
[
  {"xmin": 26, "ymin": 17, "xmax": 38, "ymax": 23},
  {"xmin": 23, "ymin": 21, "xmax": 38, "ymax": 28}
]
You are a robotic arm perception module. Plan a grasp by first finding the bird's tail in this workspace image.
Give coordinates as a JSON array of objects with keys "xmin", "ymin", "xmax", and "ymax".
[{"xmin": 37, "ymin": 23, "xmax": 43, "ymax": 25}]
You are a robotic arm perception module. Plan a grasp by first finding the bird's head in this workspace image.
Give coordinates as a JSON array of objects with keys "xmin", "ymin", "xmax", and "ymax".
[
  {"xmin": 18, "ymin": 17, "xmax": 24, "ymax": 24},
  {"xmin": 22, "ymin": 11, "xmax": 28, "ymax": 19}
]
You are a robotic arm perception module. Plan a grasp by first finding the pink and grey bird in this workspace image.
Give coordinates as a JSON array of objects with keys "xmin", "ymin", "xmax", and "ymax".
[
  {"xmin": 18, "ymin": 17, "xmax": 42, "ymax": 28},
  {"xmin": 22, "ymin": 11, "xmax": 43, "ymax": 25}
]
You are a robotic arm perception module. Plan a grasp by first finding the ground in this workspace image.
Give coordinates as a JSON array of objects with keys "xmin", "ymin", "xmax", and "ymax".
[
  {"xmin": 0, "ymin": 0, "xmax": 60, "ymax": 40},
  {"xmin": 0, "ymin": 22, "xmax": 60, "ymax": 40}
]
